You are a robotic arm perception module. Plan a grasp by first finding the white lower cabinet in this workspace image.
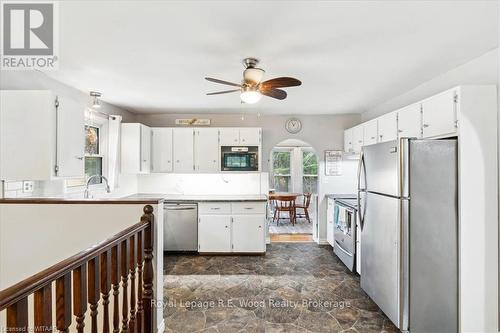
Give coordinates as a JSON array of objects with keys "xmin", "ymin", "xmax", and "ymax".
[
  {"xmin": 198, "ymin": 215, "xmax": 232, "ymax": 252},
  {"xmin": 327, "ymin": 198, "xmax": 334, "ymax": 246},
  {"xmin": 232, "ymin": 215, "xmax": 265, "ymax": 253},
  {"xmin": 198, "ymin": 201, "xmax": 266, "ymax": 253}
]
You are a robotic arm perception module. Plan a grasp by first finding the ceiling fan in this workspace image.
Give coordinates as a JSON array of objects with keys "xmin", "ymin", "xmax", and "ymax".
[{"xmin": 205, "ymin": 58, "xmax": 302, "ymax": 104}]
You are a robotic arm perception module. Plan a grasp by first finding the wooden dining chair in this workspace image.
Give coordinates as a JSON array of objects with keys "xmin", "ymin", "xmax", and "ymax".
[
  {"xmin": 295, "ymin": 193, "xmax": 312, "ymax": 223},
  {"xmin": 273, "ymin": 195, "xmax": 297, "ymax": 226}
]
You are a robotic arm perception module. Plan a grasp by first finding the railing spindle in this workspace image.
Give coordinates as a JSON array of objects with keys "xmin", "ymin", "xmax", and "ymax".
[
  {"xmin": 88, "ymin": 256, "xmax": 100, "ymax": 333},
  {"xmin": 56, "ymin": 273, "xmax": 72, "ymax": 333},
  {"xmin": 73, "ymin": 265, "xmax": 87, "ymax": 333},
  {"xmin": 7, "ymin": 297, "xmax": 28, "ymax": 331},
  {"xmin": 142, "ymin": 205, "xmax": 154, "ymax": 333},
  {"xmin": 101, "ymin": 250, "xmax": 112, "ymax": 333},
  {"xmin": 129, "ymin": 234, "xmax": 137, "ymax": 333},
  {"xmin": 111, "ymin": 245, "xmax": 121, "ymax": 333},
  {"xmin": 121, "ymin": 238, "xmax": 130, "ymax": 333},
  {"xmin": 34, "ymin": 284, "xmax": 52, "ymax": 332},
  {"xmin": 136, "ymin": 230, "xmax": 144, "ymax": 333}
]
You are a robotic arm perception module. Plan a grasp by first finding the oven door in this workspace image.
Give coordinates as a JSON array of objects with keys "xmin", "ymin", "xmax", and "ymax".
[
  {"xmin": 222, "ymin": 152, "xmax": 258, "ymax": 171},
  {"xmin": 334, "ymin": 204, "xmax": 356, "ymax": 271}
]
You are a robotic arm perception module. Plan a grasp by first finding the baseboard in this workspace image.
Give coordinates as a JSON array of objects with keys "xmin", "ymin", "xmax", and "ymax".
[
  {"xmin": 157, "ymin": 318, "xmax": 165, "ymax": 333},
  {"xmin": 318, "ymin": 239, "xmax": 331, "ymax": 246}
]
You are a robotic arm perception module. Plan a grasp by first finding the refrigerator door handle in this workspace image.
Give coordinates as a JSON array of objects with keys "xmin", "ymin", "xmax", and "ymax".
[{"xmin": 357, "ymin": 151, "xmax": 367, "ymax": 230}]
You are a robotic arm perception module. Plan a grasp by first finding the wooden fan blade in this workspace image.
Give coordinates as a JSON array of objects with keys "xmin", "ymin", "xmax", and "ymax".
[
  {"xmin": 207, "ymin": 89, "xmax": 240, "ymax": 95},
  {"xmin": 205, "ymin": 77, "xmax": 242, "ymax": 87},
  {"xmin": 260, "ymin": 88, "xmax": 287, "ymax": 100},
  {"xmin": 260, "ymin": 77, "xmax": 302, "ymax": 89}
]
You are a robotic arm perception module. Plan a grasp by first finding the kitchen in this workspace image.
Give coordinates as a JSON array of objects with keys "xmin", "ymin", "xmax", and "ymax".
[{"xmin": 0, "ymin": 1, "xmax": 498, "ymax": 333}]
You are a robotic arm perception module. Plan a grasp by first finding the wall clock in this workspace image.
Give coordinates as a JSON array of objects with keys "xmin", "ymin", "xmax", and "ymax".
[{"xmin": 285, "ymin": 118, "xmax": 302, "ymax": 134}]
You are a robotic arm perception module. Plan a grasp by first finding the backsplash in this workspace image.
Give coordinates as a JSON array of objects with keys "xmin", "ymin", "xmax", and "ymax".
[{"xmin": 137, "ymin": 172, "xmax": 269, "ymax": 195}]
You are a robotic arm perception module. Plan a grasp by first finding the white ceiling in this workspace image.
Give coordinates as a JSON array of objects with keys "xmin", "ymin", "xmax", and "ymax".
[{"xmin": 47, "ymin": 1, "xmax": 499, "ymax": 115}]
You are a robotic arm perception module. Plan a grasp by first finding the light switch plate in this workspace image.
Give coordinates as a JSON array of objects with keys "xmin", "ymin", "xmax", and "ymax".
[{"xmin": 22, "ymin": 181, "xmax": 34, "ymax": 193}]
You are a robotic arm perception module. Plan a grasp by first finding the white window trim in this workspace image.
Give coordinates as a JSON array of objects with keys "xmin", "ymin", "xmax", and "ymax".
[
  {"xmin": 65, "ymin": 114, "xmax": 109, "ymax": 193},
  {"xmin": 270, "ymin": 146, "xmax": 319, "ymax": 194}
]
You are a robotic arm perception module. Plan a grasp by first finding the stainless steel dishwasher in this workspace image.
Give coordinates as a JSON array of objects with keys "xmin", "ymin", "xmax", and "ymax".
[{"xmin": 164, "ymin": 203, "xmax": 198, "ymax": 251}]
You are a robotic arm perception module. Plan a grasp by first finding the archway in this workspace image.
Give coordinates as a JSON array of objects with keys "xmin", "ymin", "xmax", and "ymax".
[{"xmin": 268, "ymin": 138, "xmax": 318, "ymax": 242}]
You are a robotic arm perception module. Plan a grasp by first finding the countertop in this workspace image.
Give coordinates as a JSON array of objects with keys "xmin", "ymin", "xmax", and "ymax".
[
  {"xmin": 124, "ymin": 193, "xmax": 268, "ymax": 202},
  {"xmin": 325, "ymin": 194, "xmax": 357, "ymax": 200},
  {"xmin": 0, "ymin": 197, "xmax": 165, "ymax": 204}
]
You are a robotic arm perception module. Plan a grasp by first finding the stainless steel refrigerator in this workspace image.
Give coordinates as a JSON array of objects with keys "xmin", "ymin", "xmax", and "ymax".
[{"xmin": 357, "ymin": 138, "xmax": 458, "ymax": 333}]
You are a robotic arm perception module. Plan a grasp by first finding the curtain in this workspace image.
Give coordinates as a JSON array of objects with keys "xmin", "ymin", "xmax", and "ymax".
[{"xmin": 107, "ymin": 115, "xmax": 122, "ymax": 190}]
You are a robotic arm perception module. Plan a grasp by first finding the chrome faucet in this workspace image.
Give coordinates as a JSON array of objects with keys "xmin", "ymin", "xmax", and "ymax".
[{"xmin": 84, "ymin": 175, "xmax": 111, "ymax": 199}]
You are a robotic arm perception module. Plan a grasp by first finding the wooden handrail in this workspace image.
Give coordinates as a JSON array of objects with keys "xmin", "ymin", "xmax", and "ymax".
[{"xmin": 0, "ymin": 204, "xmax": 155, "ymax": 333}]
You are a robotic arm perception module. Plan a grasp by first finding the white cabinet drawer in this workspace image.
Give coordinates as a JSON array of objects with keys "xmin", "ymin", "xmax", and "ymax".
[
  {"xmin": 231, "ymin": 202, "xmax": 266, "ymax": 214},
  {"xmin": 198, "ymin": 202, "xmax": 231, "ymax": 215}
]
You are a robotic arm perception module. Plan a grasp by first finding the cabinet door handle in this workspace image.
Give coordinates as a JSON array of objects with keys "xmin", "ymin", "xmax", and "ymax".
[
  {"xmin": 423, "ymin": 124, "xmax": 430, "ymax": 128},
  {"xmin": 225, "ymin": 225, "xmax": 229, "ymax": 228},
  {"xmin": 258, "ymin": 225, "xmax": 262, "ymax": 228},
  {"xmin": 210, "ymin": 207, "xmax": 221, "ymax": 210},
  {"xmin": 398, "ymin": 129, "xmax": 403, "ymax": 133},
  {"xmin": 75, "ymin": 156, "xmax": 84, "ymax": 160},
  {"xmin": 244, "ymin": 207, "xmax": 254, "ymax": 210}
]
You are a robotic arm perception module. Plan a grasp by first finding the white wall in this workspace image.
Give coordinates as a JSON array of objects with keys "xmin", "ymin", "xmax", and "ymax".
[{"xmin": 362, "ymin": 48, "xmax": 499, "ymax": 121}]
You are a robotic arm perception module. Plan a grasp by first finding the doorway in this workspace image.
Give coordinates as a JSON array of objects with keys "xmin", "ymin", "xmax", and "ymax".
[{"xmin": 268, "ymin": 140, "xmax": 318, "ymax": 242}]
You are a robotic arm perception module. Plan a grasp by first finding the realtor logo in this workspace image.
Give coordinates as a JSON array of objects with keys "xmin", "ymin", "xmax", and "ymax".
[{"xmin": 1, "ymin": 1, "xmax": 59, "ymax": 70}]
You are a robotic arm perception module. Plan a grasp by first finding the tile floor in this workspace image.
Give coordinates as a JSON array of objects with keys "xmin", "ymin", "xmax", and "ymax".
[{"xmin": 164, "ymin": 243, "xmax": 399, "ymax": 333}]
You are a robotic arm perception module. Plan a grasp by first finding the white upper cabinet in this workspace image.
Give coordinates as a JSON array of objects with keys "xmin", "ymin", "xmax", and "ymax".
[
  {"xmin": 377, "ymin": 111, "xmax": 398, "ymax": 143},
  {"xmin": 195, "ymin": 128, "xmax": 219, "ymax": 172},
  {"xmin": 151, "ymin": 128, "xmax": 173, "ymax": 173},
  {"xmin": 352, "ymin": 125, "xmax": 364, "ymax": 153},
  {"xmin": 239, "ymin": 128, "xmax": 261, "ymax": 145},
  {"xmin": 140, "ymin": 125, "xmax": 151, "ymax": 173},
  {"xmin": 56, "ymin": 95, "xmax": 85, "ymax": 178},
  {"xmin": 173, "ymin": 128, "xmax": 195, "ymax": 172},
  {"xmin": 220, "ymin": 128, "xmax": 261, "ymax": 146},
  {"xmin": 421, "ymin": 89, "xmax": 457, "ymax": 138},
  {"xmin": 397, "ymin": 104, "xmax": 422, "ymax": 139},
  {"xmin": 363, "ymin": 119, "xmax": 378, "ymax": 146},
  {"xmin": 344, "ymin": 128, "xmax": 353, "ymax": 153},
  {"xmin": 0, "ymin": 90, "xmax": 84, "ymax": 181},
  {"xmin": 121, "ymin": 123, "xmax": 152, "ymax": 174},
  {"xmin": 219, "ymin": 128, "xmax": 240, "ymax": 146}
]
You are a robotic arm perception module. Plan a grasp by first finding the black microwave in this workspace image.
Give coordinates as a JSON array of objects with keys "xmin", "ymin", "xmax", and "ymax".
[{"xmin": 221, "ymin": 146, "xmax": 259, "ymax": 171}]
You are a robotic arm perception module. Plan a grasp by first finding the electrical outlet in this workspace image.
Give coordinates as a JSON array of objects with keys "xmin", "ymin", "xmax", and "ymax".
[{"xmin": 22, "ymin": 181, "xmax": 34, "ymax": 193}]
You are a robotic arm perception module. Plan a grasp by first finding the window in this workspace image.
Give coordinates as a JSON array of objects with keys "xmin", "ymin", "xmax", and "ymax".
[
  {"xmin": 302, "ymin": 150, "xmax": 318, "ymax": 193},
  {"xmin": 271, "ymin": 146, "xmax": 318, "ymax": 194},
  {"xmin": 84, "ymin": 125, "xmax": 103, "ymax": 185},
  {"xmin": 272, "ymin": 150, "xmax": 291, "ymax": 192},
  {"xmin": 66, "ymin": 124, "xmax": 103, "ymax": 187}
]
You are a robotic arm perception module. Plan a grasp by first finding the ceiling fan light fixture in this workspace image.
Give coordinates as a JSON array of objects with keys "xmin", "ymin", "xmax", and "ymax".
[
  {"xmin": 240, "ymin": 87, "xmax": 262, "ymax": 104},
  {"xmin": 243, "ymin": 67, "xmax": 265, "ymax": 84}
]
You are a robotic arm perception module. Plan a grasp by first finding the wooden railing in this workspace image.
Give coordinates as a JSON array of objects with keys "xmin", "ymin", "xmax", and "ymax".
[{"xmin": 0, "ymin": 205, "xmax": 155, "ymax": 333}]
